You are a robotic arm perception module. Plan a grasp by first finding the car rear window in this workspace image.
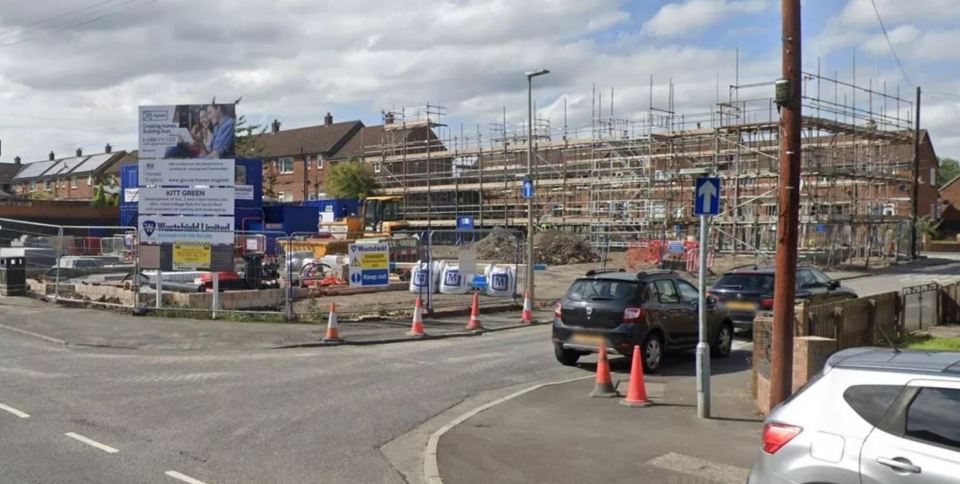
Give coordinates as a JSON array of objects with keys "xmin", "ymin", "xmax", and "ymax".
[
  {"xmin": 716, "ymin": 273, "xmax": 774, "ymax": 291},
  {"xmin": 843, "ymin": 385, "xmax": 902, "ymax": 426},
  {"xmin": 566, "ymin": 279, "xmax": 639, "ymax": 303}
]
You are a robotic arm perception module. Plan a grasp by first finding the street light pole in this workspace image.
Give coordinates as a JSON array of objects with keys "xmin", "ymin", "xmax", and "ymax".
[{"xmin": 525, "ymin": 69, "xmax": 549, "ymax": 308}]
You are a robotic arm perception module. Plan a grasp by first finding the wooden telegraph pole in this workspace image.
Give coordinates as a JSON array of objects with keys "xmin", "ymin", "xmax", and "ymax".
[{"xmin": 770, "ymin": 0, "xmax": 802, "ymax": 408}]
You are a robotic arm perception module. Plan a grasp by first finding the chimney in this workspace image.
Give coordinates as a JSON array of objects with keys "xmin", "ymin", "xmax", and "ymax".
[
  {"xmin": 104, "ymin": 143, "xmax": 112, "ymax": 153},
  {"xmin": 14, "ymin": 156, "xmax": 21, "ymax": 166},
  {"xmin": 324, "ymin": 112, "xmax": 333, "ymax": 126},
  {"xmin": 49, "ymin": 151, "xmax": 55, "ymax": 161},
  {"xmin": 76, "ymin": 147, "xmax": 83, "ymax": 157},
  {"xmin": 271, "ymin": 119, "xmax": 281, "ymax": 134}
]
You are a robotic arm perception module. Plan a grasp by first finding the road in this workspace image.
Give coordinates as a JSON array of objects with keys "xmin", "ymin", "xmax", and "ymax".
[
  {"xmin": 843, "ymin": 260, "xmax": 960, "ymax": 297},
  {"xmin": 0, "ymin": 324, "xmax": 579, "ymax": 484}
]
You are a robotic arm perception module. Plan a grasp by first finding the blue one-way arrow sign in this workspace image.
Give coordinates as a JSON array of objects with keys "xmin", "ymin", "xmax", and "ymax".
[
  {"xmin": 521, "ymin": 177, "xmax": 534, "ymax": 199},
  {"xmin": 694, "ymin": 177, "xmax": 721, "ymax": 216}
]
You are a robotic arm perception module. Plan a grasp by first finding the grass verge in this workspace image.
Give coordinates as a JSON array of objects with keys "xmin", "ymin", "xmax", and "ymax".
[{"xmin": 900, "ymin": 333, "xmax": 960, "ymax": 351}]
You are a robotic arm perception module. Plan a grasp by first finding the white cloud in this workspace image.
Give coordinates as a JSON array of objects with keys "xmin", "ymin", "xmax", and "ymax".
[
  {"xmin": 836, "ymin": 0, "xmax": 960, "ymax": 28},
  {"xmin": 641, "ymin": 0, "xmax": 767, "ymax": 38}
]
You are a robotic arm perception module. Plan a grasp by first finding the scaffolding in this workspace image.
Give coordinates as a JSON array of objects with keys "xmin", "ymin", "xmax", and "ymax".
[{"xmin": 360, "ymin": 69, "xmax": 920, "ymax": 264}]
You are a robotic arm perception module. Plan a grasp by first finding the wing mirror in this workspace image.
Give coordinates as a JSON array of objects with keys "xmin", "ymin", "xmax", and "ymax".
[{"xmin": 828, "ymin": 280, "xmax": 840, "ymax": 290}]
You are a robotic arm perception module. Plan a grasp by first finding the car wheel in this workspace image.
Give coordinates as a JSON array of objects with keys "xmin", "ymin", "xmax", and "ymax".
[
  {"xmin": 641, "ymin": 333, "xmax": 663, "ymax": 374},
  {"xmin": 554, "ymin": 344, "xmax": 580, "ymax": 366},
  {"xmin": 712, "ymin": 322, "xmax": 733, "ymax": 358}
]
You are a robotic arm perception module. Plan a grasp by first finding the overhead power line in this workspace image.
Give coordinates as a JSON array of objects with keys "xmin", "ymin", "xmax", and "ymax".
[
  {"xmin": 0, "ymin": 0, "xmax": 117, "ymax": 39},
  {"xmin": 0, "ymin": 0, "xmax": 155, "ymax": 49},
  {"xmin": 869, "ymin": 0, "xmax": 914, "ymax": 87}
]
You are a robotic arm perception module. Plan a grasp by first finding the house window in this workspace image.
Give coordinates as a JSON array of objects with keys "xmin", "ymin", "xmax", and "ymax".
[
  {"xmin": 87, "ymin": 175, "xmax": 93, "ymax": 186},
  {"xmin": 930, "ymin": 168, "xmax": 936, "ymax": 187},
  {"xmin": 44, "ymin": 180, "xmax": 51, "ymax": 191},
  {"xmin": 277, "ymin": 192, "xmax": 293, "ymax": 202},
  {"xmin": 317, "ymin": 157, "xmax": 324, "ymax": 169},
  {"xmin": 71, "ymin": 176, "xmax": 78, "ymax": 189},
  {"xmin": 305, "ymin": 156, "xmax": 311, "ymax": 171},
  {"xmin": 278, "ymin": 157, "xmax": 294, "ymax": 174},
  {"xmin": 29, "ymin": 181, "xmax": 36, "ymax": 191},
  {"xmin": 374, "ymin": 162, "xmax": 382, "ymax": 173}
]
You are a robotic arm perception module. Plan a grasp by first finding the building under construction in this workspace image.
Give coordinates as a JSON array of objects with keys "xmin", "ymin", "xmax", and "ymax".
[{"xmin": 359, "ymin": 71, "xmax": 940, "ymax": 263}]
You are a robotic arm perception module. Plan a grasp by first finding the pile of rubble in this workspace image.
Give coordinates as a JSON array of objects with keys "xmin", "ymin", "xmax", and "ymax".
[
  {"xmin": 473, "ymin": 228, "xmax": 599, "ymax": 266},
  {"xmin": 534, "ymin": 230, "xmax": 600, "ymax": 265},
  {"xmin": 474, "ymin": 228, "xmax": 519, "ymax": 261}
]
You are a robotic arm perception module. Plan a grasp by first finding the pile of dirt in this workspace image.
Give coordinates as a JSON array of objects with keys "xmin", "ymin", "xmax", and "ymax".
[
  {"xmin": 534, "ymin": 230, "xmax": 600, "ymax": 265},
  {"xmin": 474, "ymin": 229, "xmax": 599, "ymax": 266},
  {"xmin": 474, "ymin": 228, "xmax": 520, "ymax": 261}
]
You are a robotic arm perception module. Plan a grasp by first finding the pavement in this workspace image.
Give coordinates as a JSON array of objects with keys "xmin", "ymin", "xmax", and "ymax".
[
  {"xmin": 0, "ymin": 296, "xmax": 554, "ymax": 350},
  {"xmin": 436, "ymin": 343, "xmax": 761, "ymax": 484}
]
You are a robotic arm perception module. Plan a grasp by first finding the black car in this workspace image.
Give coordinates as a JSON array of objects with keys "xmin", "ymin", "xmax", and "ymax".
[
  {"xmin": 709, "ymin": 265, "xmax": 858, "ymax": 333},
  {"xmin": 552, "ymin": 270, "xmax": 734, "ymax": 373}
]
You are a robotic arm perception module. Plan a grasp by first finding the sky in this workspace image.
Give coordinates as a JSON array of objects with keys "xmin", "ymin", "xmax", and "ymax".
[{"xmin": 0, "ymin": 0, "xmax": 958, "ymax": 163}]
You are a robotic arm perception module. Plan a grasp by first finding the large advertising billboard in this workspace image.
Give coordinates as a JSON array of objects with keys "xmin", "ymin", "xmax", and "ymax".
[{"xmin": 139, "ymin": 104, "xmax": 236, "ymax": 160}]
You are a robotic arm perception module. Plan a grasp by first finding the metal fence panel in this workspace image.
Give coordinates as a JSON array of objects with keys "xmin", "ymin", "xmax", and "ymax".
[{"xmin": 901, "ymin": 283, "xmax": 940, "ymax": 332}]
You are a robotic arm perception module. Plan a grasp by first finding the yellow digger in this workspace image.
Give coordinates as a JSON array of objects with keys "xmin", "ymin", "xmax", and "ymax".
[{"xmin": 292, "ymin": 195, "xmax": 414, "ymax": 261}]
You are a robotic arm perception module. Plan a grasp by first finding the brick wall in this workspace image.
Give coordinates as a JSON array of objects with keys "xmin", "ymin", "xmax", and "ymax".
[
  {"xmin": 264, "ymin": 155, "xmax": 328, "ymax": 201},
  {"xmin": 792, "ymin": 336, "xmax": 837, "ymax": 393}
]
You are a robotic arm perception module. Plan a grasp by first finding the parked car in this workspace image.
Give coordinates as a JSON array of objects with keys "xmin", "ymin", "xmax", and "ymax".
[
  {"xmin": 552, "ymin": 269, "xmax": 734, "ymax": 373},
  {"xmin": 749, "ymin": 347, "xmax": 960, "ymax": 484},
  {"xmin": 709, "ymin": 265, "xmax": 857, "ymax": 333}
]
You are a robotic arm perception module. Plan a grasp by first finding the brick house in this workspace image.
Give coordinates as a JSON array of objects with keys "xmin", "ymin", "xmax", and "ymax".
[
  {"xmin": 256, "ymin": 112, "xmax": 443, "ymax": 203},
  {"xmin": 256, "ymin": 113, "xmax": 362, "ymax": 202},
  {"xmin": 0, "ymin": 159, "xmax": 20, "ymax": 197},
  {"xmin": 11, "ymin": 145, "xmax": 133, "ymax": 201}
]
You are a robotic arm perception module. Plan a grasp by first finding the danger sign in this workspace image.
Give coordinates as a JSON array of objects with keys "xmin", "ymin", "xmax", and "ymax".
[{"xmin": 348, "ymin": 243, "xmax": 390, "ymax": 288}]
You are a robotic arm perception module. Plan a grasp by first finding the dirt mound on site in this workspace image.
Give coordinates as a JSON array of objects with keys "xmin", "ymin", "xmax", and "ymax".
[
  {"xmin": 474, "ymin": 228, "xmax": 521, "ymax": 261},
  {"xmin": 474, "ymin": 228, "xmax": 599, "ymax": 265},
  {"xmin": 534, "ymin": 230, "xmax": 600, "ymax": 265}
]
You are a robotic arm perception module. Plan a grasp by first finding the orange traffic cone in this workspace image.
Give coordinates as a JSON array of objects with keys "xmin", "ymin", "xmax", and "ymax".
[
  {"xmin": 521, "ymin": 291, "xmax": 534, "ymax": 324},
  {"xmin": 620, "ymin": 344, "xmax": 653, "ymax": 407},
  {"xmin": 589, "ymin": 342, "xmax": 619, "ymax": 398},
  {"xmin": 323, "ymin": 302, "xmax": 343, "ymax": 343},
  {"xmin": 407, "ymin": 297, "xmax": 426, "ymax": 337},
  {"xmin": 466, "ymin": 292, "xmax": 484, "ymax": 331}
]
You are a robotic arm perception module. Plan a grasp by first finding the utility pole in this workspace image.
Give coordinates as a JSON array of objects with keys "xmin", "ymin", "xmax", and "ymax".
[
  {"xmin": 525, "ymin": 69, "xmax": 549, "ymax": 307},
  {"xmin": 910, "ymin": 86, "xmax": 921, "ymax": 259},
  {"xmin": 770, "ymin": 0, "xmax": 802, "ymax": 408}
]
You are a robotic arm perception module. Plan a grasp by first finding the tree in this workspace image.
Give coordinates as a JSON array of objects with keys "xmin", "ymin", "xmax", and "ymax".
[
  {"xmin": 324, "ymin": 159, "xmax": 378, "ymax": 199},
  {"xmin": 235, "ymin": 115, "xmax": 276, "ymax": 199},
  {"xmin": 938, "ymin": 157, "xmax": 960, "ymax": 187}
]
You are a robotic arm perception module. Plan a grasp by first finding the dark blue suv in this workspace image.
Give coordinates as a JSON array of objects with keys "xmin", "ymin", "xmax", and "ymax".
[
  {"xmin": 552, "ymin": 270, "xmax": 734, "ymax": 373},
  {"xmin": 709, "ymin": 265, "xmax": 857, "ymax": 333}
]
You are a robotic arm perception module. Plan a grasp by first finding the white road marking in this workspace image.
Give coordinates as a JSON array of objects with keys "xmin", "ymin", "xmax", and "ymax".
[
  {"xmin": 165, "ymin": 470, "xmax": 207, "ymax": 484},
  {"xmin": 64, "ymin": 432, "xmax": 119, "ymax": 454},
  {"xmin": 646, "ymin": 452, "xmax": 750, "ymax": 484},
  {"xmin": 0, "ymin": 402, "xmax": 30, "ymax": 419}
]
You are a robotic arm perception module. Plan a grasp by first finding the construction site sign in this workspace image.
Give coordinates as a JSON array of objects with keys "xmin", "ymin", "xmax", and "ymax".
[
  {"xmin": 348, "ymin": 243, "xmax": 390, "ymax": 288},
  {"xmin": 139, "ymin": 215, "xmax": 234, "ymax": 245},
  {"xmin": 138, "ymin": 104, "xmax": 236, "ymax": 160},
  {"xmin": 172, "ymin": 242, "xmax": 211, "ymax": 270},
  {"xmin": 138, "ymin": 159, "xmax": 235, "ymax": 187},
  {"xmin": 139, "ymin": 187, "xmax": 235, "ymax": 216}
]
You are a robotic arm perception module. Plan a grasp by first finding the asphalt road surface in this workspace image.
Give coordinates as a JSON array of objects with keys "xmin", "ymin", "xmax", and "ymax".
[
  {"xmin": 0, "ymin": 325, "xmax": 578, "ymax": 484},
  {"xmin": 843, "ymin": 260, "xmax": 960, "ymax": 297}
]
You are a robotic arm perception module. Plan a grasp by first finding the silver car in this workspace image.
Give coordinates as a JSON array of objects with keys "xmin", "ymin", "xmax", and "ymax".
[{"xmin": 750, "ymin": 347, "xmax": 960, "ymax": 483}]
